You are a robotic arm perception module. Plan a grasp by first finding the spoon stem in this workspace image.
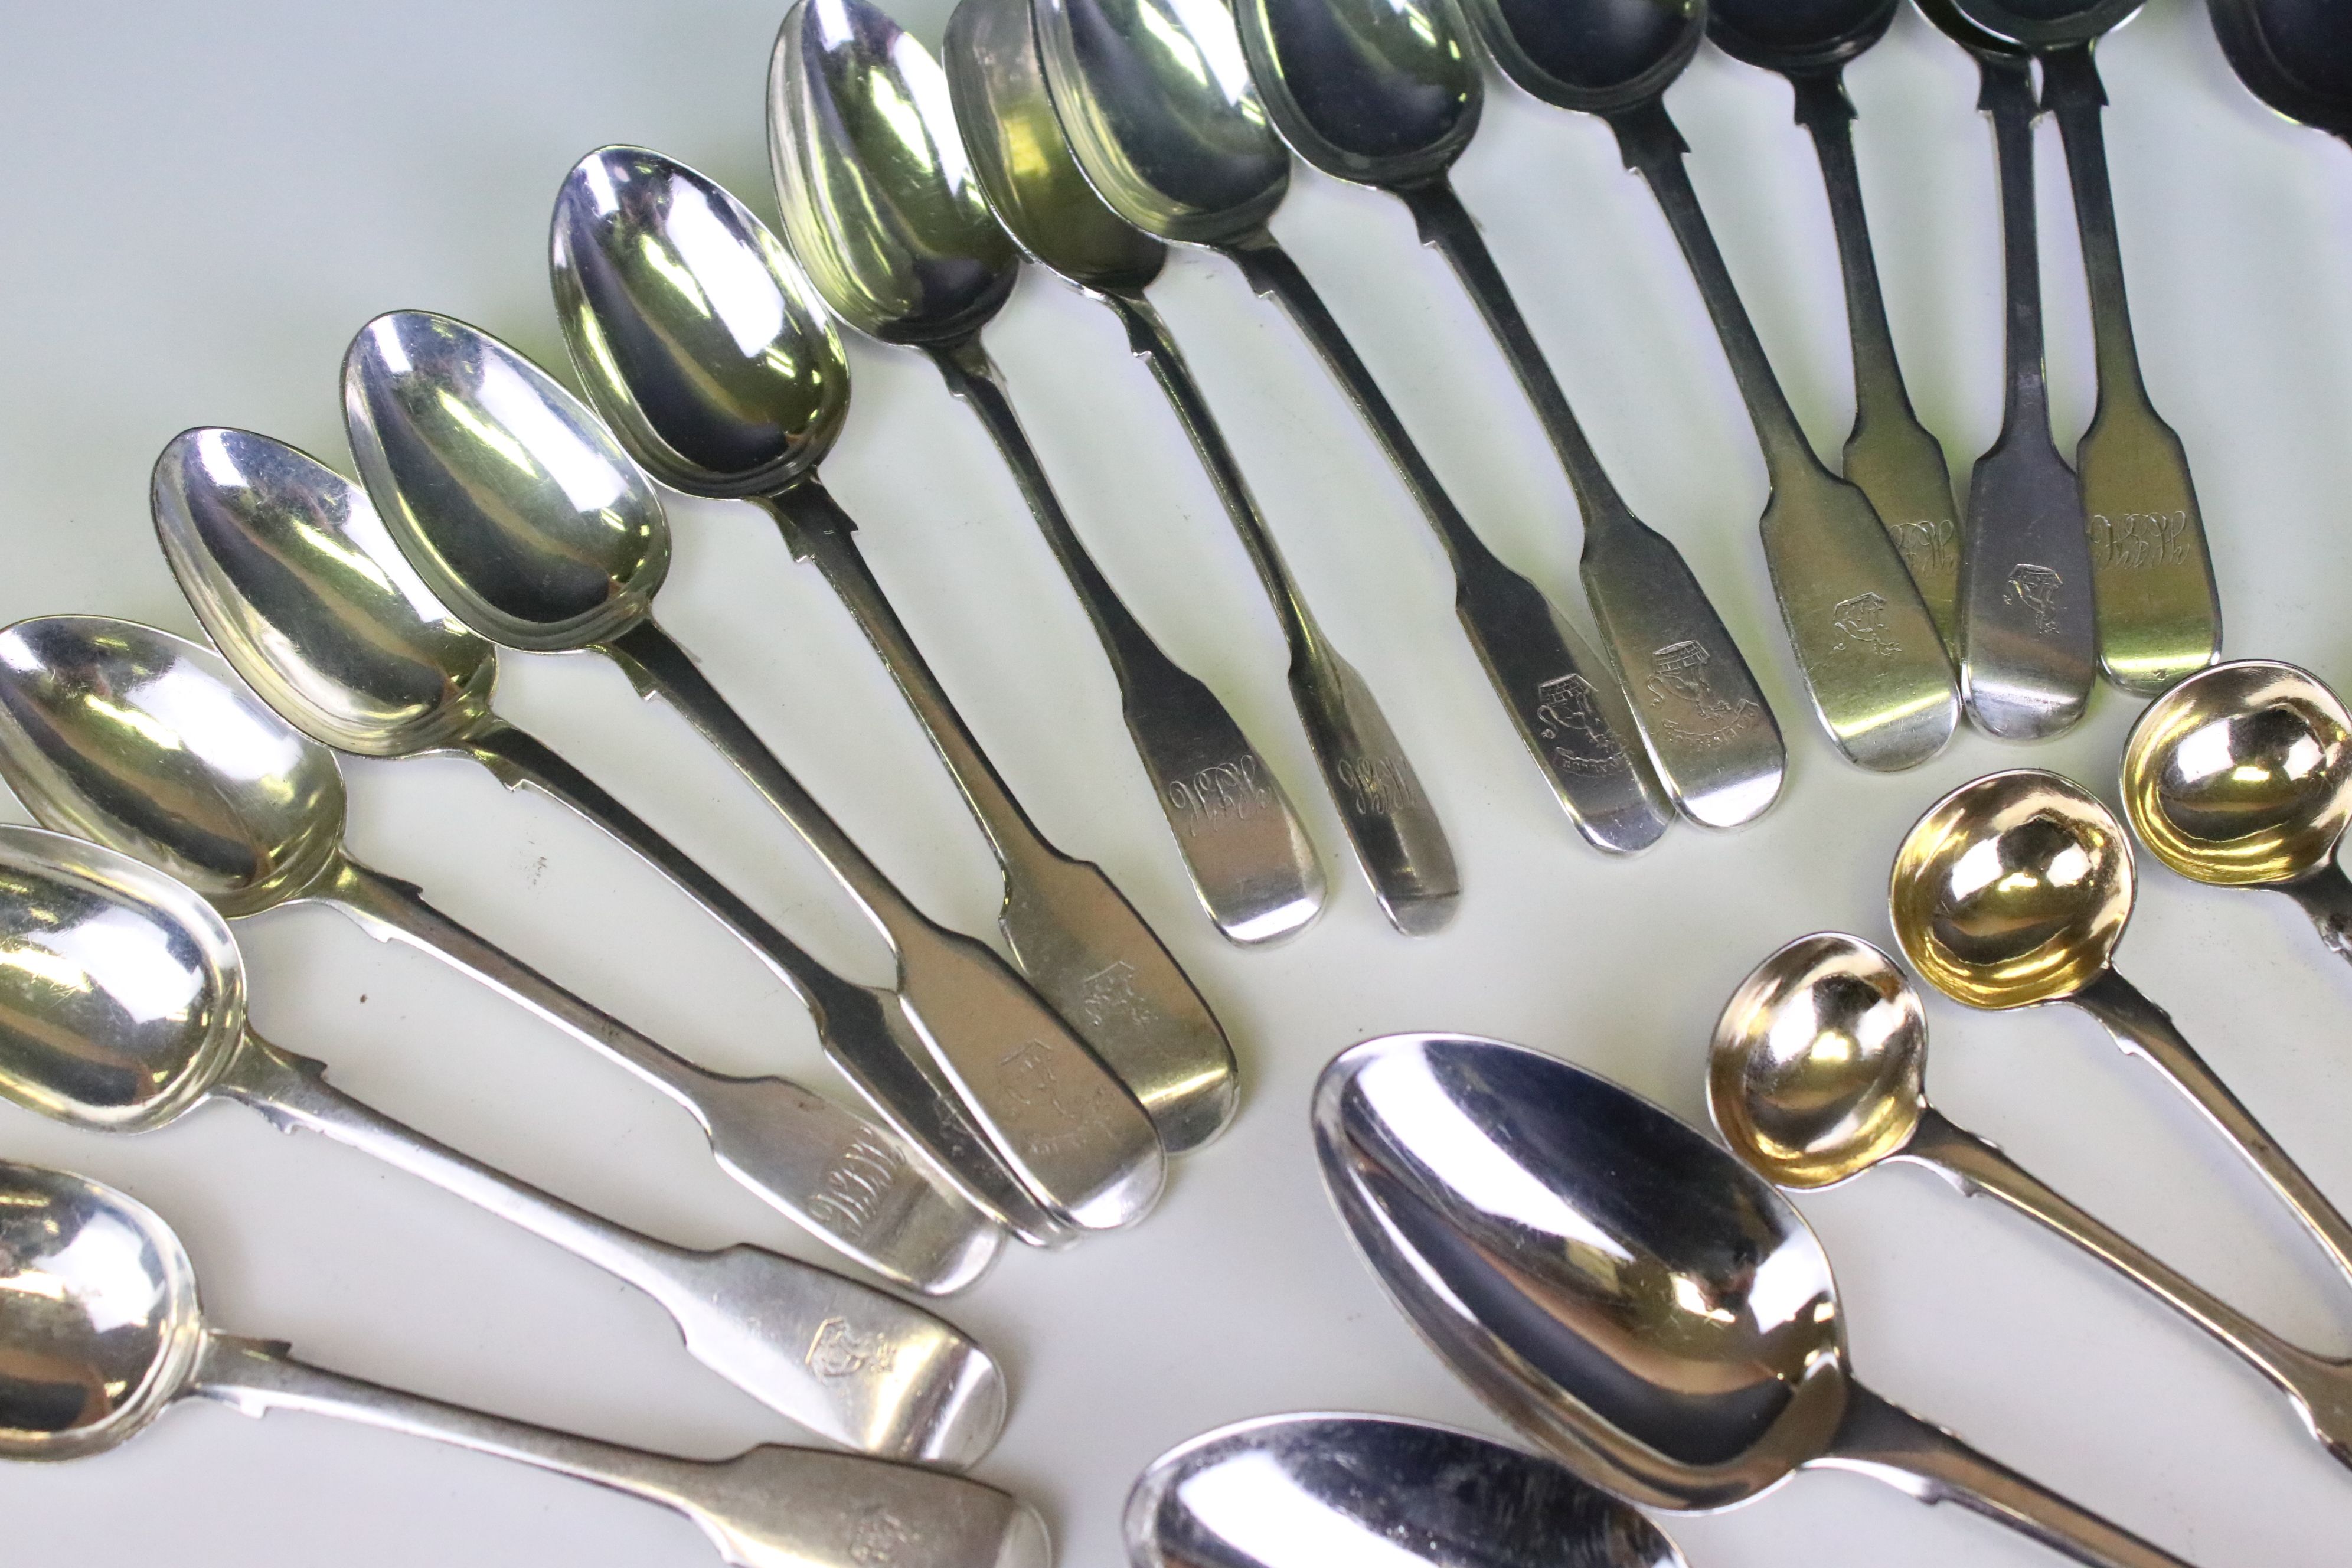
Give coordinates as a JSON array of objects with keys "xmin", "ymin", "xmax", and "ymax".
[
  {"xmin": 2278, "ymin": 863, "xmax": 2352, "ymax": 968},
  {"xmin": 1222, "ymin": 231, "xmax": 1668, "ymax": 853}
]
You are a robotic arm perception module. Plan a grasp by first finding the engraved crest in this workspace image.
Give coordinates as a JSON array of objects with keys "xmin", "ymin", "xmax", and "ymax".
[
  {"xmin": 2004, "ymin": 563, "xmax": 2065, "ymax": 634},
  {"xmin": 807, "ymin": 1315, "xmax": 898, "ymax": 1379},
  {"xmin": 1827, "ymin": 592, "xmax": 1899, "ymax": 659},
  {"xmin": 849, "ymin": 1507, "xmax": 919, "ymax": 1564},
  {"xmin": 1533, "ymin": 671, "xmax": 1627, "ymax": 776},
  {"xmin": 1644, "ymin": 641, "xmax": 1762, "ymax": 750},
  {"xmin": 1072, "ymin": 959, "xmax": 1152, "ymax": 1033}
]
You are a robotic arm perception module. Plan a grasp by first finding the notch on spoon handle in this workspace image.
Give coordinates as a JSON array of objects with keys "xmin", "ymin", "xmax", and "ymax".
[
  {"xmin": 1102, "ymin": 286, "xmax": 1459, "ymax": 933},
  {"xmin": 1818, "ymin": 1383, "xmax": 2199, "ymax": 1568},
  {"xmin": 2073, "ymin": 970, "xmax": 2352, "ymax": 1288},
  {"xmin": 1224, "ymin": 234, "xmax": 1670, "ymax": 853},
  {"xmin": 2278, "ymin": 864, "xmax": 2352, "ymax": 968},
  {"xmin": 2040, "ymin": 47, "xmax": 2221, "ymax": 696}
]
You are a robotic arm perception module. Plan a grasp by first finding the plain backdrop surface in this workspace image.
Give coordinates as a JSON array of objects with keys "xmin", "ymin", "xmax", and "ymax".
[{"xmin": 3, "ymin": 0, "xmax": 2351, "ymax": 1563}]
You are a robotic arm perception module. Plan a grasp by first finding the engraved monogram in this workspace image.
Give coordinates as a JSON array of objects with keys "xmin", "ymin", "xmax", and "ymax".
[
  {"xmin": 1335, "ymin": 751, "xmax": 1425, "ymax": 813},
  {"xmin": 1165, "ymin": 757, "xmax": 1269, "ymax": 822},
  {"xmin": 1827, "ymin": 592, "xmax": 1899, "ymax": 659},
  {"xmin": 806, "ymin": 1315, "xmax": 898, "ymax": 1379},
  {"xmin": 1889, "ymin": 517, "xmax": 1958, "ymax": 577},
  {"xmin": 806, "ymin": 1131, "xmax": 907, "ymax": 1236},
  {"xmin": 1532, "ymin": 672, "xmax": 1628, "ymax": 776},
  {"xmin": 2004, "ymin": 563, "xmax": 2064, "ymax": 635},
  {"xmin": 1644, "ymin": 641, "xmax": 1761, "ymax": 750},
  {"xmin": 2088, "ymin": 510, "xmax": 2191, "ymax": 571}
]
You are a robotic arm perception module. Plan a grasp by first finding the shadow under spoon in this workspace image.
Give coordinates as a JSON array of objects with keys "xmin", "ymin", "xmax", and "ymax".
[
  {"xmin": 2210, "ymin": 0, "xmax": 2352, "ymax": 147},
  {"xmin": 0, "ymin": 827, "xmax": 1007, "ymax": 1467},
  {"xmin": 943, "ymin": 0, "xmax": 1459, "ymax": 931},
  {"xmin": 0, "ymin": 613, "xmax": 996, "ymax": 1296},
  {"xmin": 1461, "ymin": 0, "xmax": 1958, "ymax": 770},
  {"xmin": 770, "ymin": 0, "xmax": 1323, "ymax": 948},
  {"xmin": 342, "ymin": 311, "xmax": 1163, "ymax": 1237},
  {"xmin": 550, "ymin": 145, "xmax": 1239, "ymax": 1149},
  {"xmin": 0, "ymin": 1159, "xmax": 1045, "ymax": 1568},
  {"xmin": 1031, "ymin": 0, "xmax": 1672, "ymax": 854},
  {"xmin": 150, "ymin": 424, "xmax": 1072, "ymax": 1249}
]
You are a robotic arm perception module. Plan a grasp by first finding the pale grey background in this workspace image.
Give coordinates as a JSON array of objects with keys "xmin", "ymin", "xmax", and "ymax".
[{"xmin": 2, "ymin": 0, "xmax": 2349, "ymax": 1563}]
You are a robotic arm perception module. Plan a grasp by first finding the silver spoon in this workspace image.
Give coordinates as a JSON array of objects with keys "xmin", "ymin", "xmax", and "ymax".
[
  {"xmin": 1231, "ymin": 0, "xmax": 1784, "ymax": 829},
  {"xmin": 0, "ymin": 613, "xmax": 994, "ymax": 1296},
  {"xmin": 1125, "ymin": 1412, "xmax": 1685, "ymax": 1568},
  {"xmin": 151, "ymin": 424, "xmax": 1072, "ymax": 1249},
  {"xmin": 1459, "ymin": 0, "xmax": 1958, "ymax": 770},
  {"xmin": 2210, "ymin": 0, "xmax": 2352, "ymax": 147},
  {"xmin": 1942, "ymin": 0, "xmax": 2222, "ymax": 697},
  {"xmin": 0, "ymin": 827, "xmax": 1006, "ymax": 1466},
  {"xmin": 0, "ymin": 1158, "xmax": 1046, "ymax": 1567},
  {"xmin": 1314, "ymin": 1031, "xmax": 2198, "ymax": 1568},
  {"xmin": 941, "ymin": 11, "xmax": 1462, "ymax": 926},
  {"xmin": 1707, "ymin": 0, "xmax": 1963, "ymax": 651},
  {"xmin": 550, "ymin": 147, "xmax": 1239, "ymax": 1149},
  {"xmin": 1714, "ymin": 932, "xmax": 2352, "ymax": 1468},
  {"xmin": 767, "ymin": 0, "xmax": 1323, "ymax": 946},
  {"xmin": 1032, "ymin": 0, "xmax": 1672, "ymax": 854},
  {"xmin": 342, "ymin": 308, "xmax": 1164, "ymax": 1237}
]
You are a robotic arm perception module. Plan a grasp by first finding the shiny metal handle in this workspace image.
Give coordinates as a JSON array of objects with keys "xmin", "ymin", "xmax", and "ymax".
[
  {"xmin": 1225, "ymin": 231, "xmax": 1670, "ymax": 854},
  {"xmin": 927, "ymin": 333, "xmax": 1322, "ymax": 946},
  {"xmin": 2279, "ymin": 864, "xmax": 2352, "ymax": 967},
  {"xmin": 1818, "ymin": 1382, "xmax": 2200, "ymax": 1568},
  {"xmin": 1102, "ymin": 285, "xmax": 1458, "ymax": 933},
  {"xmin": 2076, "ymin": 971, "xmax": 2352, "ymax": 1288}
]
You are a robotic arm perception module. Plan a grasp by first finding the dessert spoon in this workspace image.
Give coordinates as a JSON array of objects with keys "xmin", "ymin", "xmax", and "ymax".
[
  {"xmin": 1233, "ymin": 0, "xmax": 1784, "ymax": 828},
  {"xmin": 767, "ymin": 0, "xmax": 1323, "ymax": 944},
  {"xmin": 2210, "ymin": 0, "xmax": 2352, "ymax": 147},
  {"xmin": 550, "ymin": 145, "xmax": 1238, "ymax": 1145},
  {"xmin": 0, "ymin": 827, "xmax": 1006, "ymax": 1465},
  {"xmin": 1032, "ymin": 0, "xmax": 1671, "ymax": 853},
  {"xmin": 0, "ymin": 1159, "xmax": 1046, "ymax": 1567},
  {"xmin": 1459, "ymin": 0, "xmax": 1958, "ymax": 770}
]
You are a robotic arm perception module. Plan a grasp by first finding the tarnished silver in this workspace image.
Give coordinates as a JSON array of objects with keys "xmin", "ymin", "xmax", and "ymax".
[
  {"xmin": 1032, "ymin": 0, "xmax": 1672, "ymax": 854},
  {"xmin": 1233, "ymin": 0, "xmax": 1783, "ymax": 829},
  {"xmin": 1917, "ymin": 0, "xmax": 2098, "ymax": 739},
  {"xmin": 1709, "ymin": 0, "xmax": 1962, "ymax": 652},
  {"xmin": 0, "ymin": 1159, "xmax": 1047, "ymax": 1567},
  {"xmin": 766, "ymin": 0, "xmax": 1322, "ymax": 947},
  {"xmin": 2210, "ymin": 0, "xmax": 2352, "ymax": 146},
  {"xmin": 1714, "ymin": 932, "xmax": 2352, "ymax": 1468},
  {"xmin": 944, "ymin": 0, "xmax": 1463, "ymax": 927},
  {"xmin": 0, "ymin": 828, "xmax": 1006, "ymax": 1466},
  {"xmin": 342, "ymin": 311, "xmax": 1165, "ymax": 1236},
  {"xmin": 1314, "ymin": 1031, "xmax": 2199, "ymax": 1568},
  {"xmin": 0, "ymin": 614, "xmax": 997, "ymax": 1296},
  {"xmin": 1461, "ymin": 0, "xmax": 1957, "ymax": 771},
  {"xmin": 1125, "ymin": 1412, "xmax": 1685, "ymax": 1568},
  {"xmin": 151, "ymin": 425, "xmax": 1074, "ymax": 1249},
  {"xmin": 550, "ymin": 146, "xmax": 1240, "ymax": 1148},
  {"xmin": 1942, "ymin": 0, "xmax": 2221, "ymax": 695}
]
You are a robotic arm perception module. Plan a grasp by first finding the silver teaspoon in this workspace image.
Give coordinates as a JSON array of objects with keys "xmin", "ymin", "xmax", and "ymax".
[
  {"xmin": 0, "ymin": 613, "xmax": 995, "ymax": 1296},
  {"xmin": 550, "ymin": 146, "xmax": 1238, "ymax": 1150},
  {"xmin": 942, "ymin": 0, "xmax": 1461, "ymax": 930},
  {"xmin": 0, "ymin": 1159, "xmax": 1047, "ymax": 1568},
  {"xmin": 151, "ymin": 424, "xmax": 1071, "ymax": 1248},
  {"xmin": 1233, "ymin": 0, "xmax": 1783, "ymax": 829},
  {"xmin": 342, "ymin": 310, "xmax": 1164, "ymax": 1236},
  {"xmin": 2211, "ymin": 0, "xmax": 2352, "ymax": 147},
  {"xmin": 769, "ymin": 0, "xmax": 1324, "ymax": 946},
  {"xmin": 1033, "ymin": 0, "xmax": 1672, "ymax": 854},
  {"xmin": 1314, "ymin": 1031, "xmax": 2199, "ymax": 1568},
  {"xmin": 1461, "ymin": 0, "xmax": 1960, "ymax": 770},
  {"xmin": 0, "ymin": 827, "xmax": 1007, "ymax": 1466}
]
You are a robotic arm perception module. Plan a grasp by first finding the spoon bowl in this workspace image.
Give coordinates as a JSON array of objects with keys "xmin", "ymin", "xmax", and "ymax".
[
  {"xmin": 2211, "ymin": 0, "xmax": 2352, "ymax": 143},
  {"xmin": 1233, "ymin": 0, "xmax": 1479, "ymax": 187},
  {"xmin": 1458, "ymin": 0, "xmax": 1701, "ymax": 112},
  {"xmin": 1707, "ymin": 0, "xmax": 1896, "ymax": 71}
]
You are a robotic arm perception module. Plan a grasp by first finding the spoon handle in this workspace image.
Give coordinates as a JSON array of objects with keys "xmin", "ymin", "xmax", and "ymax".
[
  {"xmin": 926, "ymin": 332, "xmax": 1324, "ymax": 945},
  {"xmin": 2074, "ymin": 969, "xmax": 2352, "ymax": 1288},
  {"xmin": 2040, "ymin": 45, "xmax": 2221, "ymax": 695},
  {"xmin": 315, "ymin": 851, "xmax": 995, "ymax": 1294},
  {"xmin": 1816, "ymin": 1381, "xmax": 2199, "ymax": 1567},
  {"xmin": 1101, "ymin": 285, "xmax": 1459, "ymax": 932},
  {"xmin": 756, "ymin": 479, "xmax": 1238, "ymax": 1150},
  {"xmin": 190, "ymin": 1334, "xmax": 1037, "ymax": 1568},
  {"xmin": 1397, "ymin": 177, "xmax": 1783, "ymax": 829},
  {"xmin": 1223, "ymin": 231, "xmax": 1669, "ymax": 854},
  {"xmin": 2278, "ymin": 864, "xmax": 2352, "ymax": 967},
  {"xmin": 458, "ymin": 716, "xmax": 1069, "ymax": 1248},
  {"xmin": 1787, "ymin": 69, "xmax": 1962, "ymax": 648},
  {"xmin": 207, "ymin": 1030, "xmax": 1004, "ymax": 1460}
]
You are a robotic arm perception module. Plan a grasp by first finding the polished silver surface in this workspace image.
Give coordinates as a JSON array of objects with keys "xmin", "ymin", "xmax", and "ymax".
[
  {"xmin": 1125, "ymin": 1412, "xmax": 1684, "ymax": 1568},
  {"xmin": 552, "ymin": 145, "xmax": 1239, "ymax": 1154},
  {"xmin": 1233, "ymin": 0, "xmax": 1783, "ymax": 828},
  {"xmin": 150, "ymin": 424, "xmax": 1074, "ymax": 1248},
  {"xmin": 0, "ymin": 827, "xmax": 1006, "ymax": 1465},
  {"xmin": 344, "ymin": 309, "xmax": 1164, "ymax": 1236},
  {"xmin": 1033, "ymin": 0, "xmax": 1674, "ymax": 852},
  {"xmin": 2210, "ymin": 0, "xmax": 2352, "ymax": 146},
  {"xmin": 1314, "ymin": 1031, "xmax": 2198, "ymax": 1566},
  {"xmin": 0, "ymin": 1159, "xmax": 1047, "ymax": 1568},
  {"xmin": 0, "ymin": 614, "xmax": 997, "ymax": 1295},
  {"xmin": 1460, "ymin": 0, "xmax": 1958, "ymax": 771},
  {"xmin": 769, "ymin": 0, "xmax": 1324, "ymax": 946}
]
